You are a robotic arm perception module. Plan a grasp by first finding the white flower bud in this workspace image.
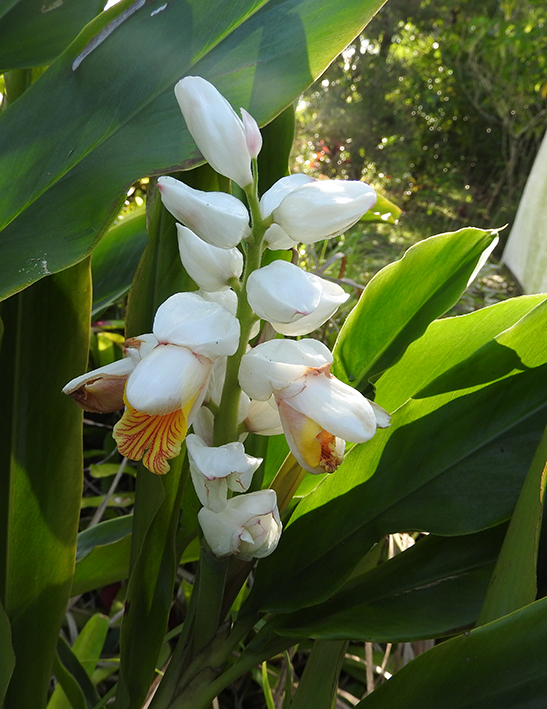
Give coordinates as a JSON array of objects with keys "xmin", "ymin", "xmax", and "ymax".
[
  {"xmin": 241, "ymin": 107, "xmax": 262, "ymax": 159},
  {"xmin": 246, "ymin": 260, "xmax": 349, "ymax": 335},
  {"xmin": 174, "ymin": 76, "xmax": 254, "ymax": 188},
  {"xmin": 176, "ymin": 225, "xmax": 243, "ymax": 292},
  {"xmin": 273, "ymin": 179, "xmax": 377, "ymax": 244},
  {"xmin": 158, "ymin": 176, "xmax": 250, "ymax": 249},
  {"xmin": 260, "ymin": 174, "xmax": 316, "ymax": 249}
]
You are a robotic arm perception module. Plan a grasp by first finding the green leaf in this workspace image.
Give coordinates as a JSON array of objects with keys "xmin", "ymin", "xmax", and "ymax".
[
  {"xmin": 0, "ymin": 599, "xmax": 14, "ymax": 703},
  {"xmin": 249, "ymin": 299, "xmax": 547, "ymax": 614},
  {"xmin": 81, "ymin": 494, "xmax": 134, "ymax": 509},
  {"xmin": 257, "ymin": 104, "xmax": 296, "ymax": 194},
  {"xmin": 290, "ymin": 640, "xmax": 348, "ymax": 709},
  {"xmin": 0, "ymin": 0, "xmax": 387, "ymax": 301},
  {"xmin": 478, "ymin": 423, "xmax": 547, "ymax": 624},
  {"xmin": 273, "ymin": 526, "xmax": 506, "ymax": 642},
  {"xmin": 374, "ymin": 294, "xmax": 547, "ymax": 412},
  {"xmin": 76, "ymin": 515, "xmax": 133, "ymax": 562},
  {"xmin": 89, "ymin": 462, "xmax": 135, "ymax": 479},
  {"xmin": 54, "ymin": 636, "xmax": 100, "ymax": 709},
  {"xmin": 72, "ymin": 535, "xmax": 132, "ymax": 597},
  {"xmin": 52, "ymin": 652, "xmax": 86, "ymax": 709},
  {"xmin": 355, "ymin": 597, "xmax": 547, "ymax": 709},
  {"xmin": 0, "ymin": 0, "xmax": 104, "ymax": 71},
  {"xmin": 48, "ymin": 614, "xmax": 109, "ymax": 709},
  {"xmin": 91, "ymin": 207, "xmax": 148, "ymax": 317},
  {"xmin": 0, "ymin": 261, "xmax": 90, "ymax": 709},
  {"xmin": 332, "ymin": 228, "xmax": 498, "ymax": 390}
]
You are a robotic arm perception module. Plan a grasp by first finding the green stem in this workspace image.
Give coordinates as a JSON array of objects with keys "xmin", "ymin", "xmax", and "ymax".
[
  {"xmin": 213, "ymin": 180, "xmax": 270, "ymax": 446},
  {"xmin": 191, "ymin": 540, "xmax": 230, "ymax": 657},
  {"xmin": 167, "ymin": 633, "xmax": 293, "ymax": 709}
]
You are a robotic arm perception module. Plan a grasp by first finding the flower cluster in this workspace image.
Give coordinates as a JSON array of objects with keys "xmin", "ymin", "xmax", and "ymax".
[{"xmin": 64, "ymin": 76, "xmax": 389, "ymax": 560}]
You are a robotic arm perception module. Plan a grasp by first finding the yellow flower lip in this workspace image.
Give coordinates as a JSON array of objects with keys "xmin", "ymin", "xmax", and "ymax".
[{"xmin": 113, "ymin": 396, "xmax": 194, "ymax": 475}]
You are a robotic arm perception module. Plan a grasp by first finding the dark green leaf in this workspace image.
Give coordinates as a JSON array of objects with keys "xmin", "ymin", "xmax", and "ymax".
[
  {"xmin": 56, "ymin": 636, "xmax": 100, "ymax": 709},
  {"xmin": 72, "ymin": 535, "xmax": 132, "ymax": 597},
  {"xmin": 478, "ymin": 424, "xmax": 547, "ymax": 624},
  {"xmin": 0, "ymin": 0, "xmax": 387, "ymax": 301},
  {"xmin": 52, "ymin": 651, "xmax": 86, "ymax": 709},
  {"xmin": 249, "ymin": 299, "xmax": 547, "ymax": 613},
  {"xmin": 91, "ymin": 207, "xmax": 148, "ymax": 317},
  {"xmin": 332, "ymin": 228, "xmax": 498, "ymax": 390},
  {"xmin": 0, "ymin": 261, "xmax": 90, "ymax": 708},
  {"xmin": 0, "ymin": 599, "xmax": 14, "ymax": 703},
  {"xmin": 274, "ymin": 527, "xmax": 506, "ymax": 642},
  {"xmin": 76, "ymin": 515, "xmax": 133, "ymax": 562},
  {"xmin": 289, "ymin": 640, "xmax": 347, "ymax": 709},
  {"xmin": 49, "ymin": 614, "xmax": 109, "ymax": 709},
  {"xmin": 0, "ymin": 0, "xmax": 104, "ymax": 71},
  {"xmin": 355, "ymin": 597, "xmax": 547, "ymax": 709},
  {"xmin": 257, "ymin": 104, "xmax": 296, "ymax": 194}
]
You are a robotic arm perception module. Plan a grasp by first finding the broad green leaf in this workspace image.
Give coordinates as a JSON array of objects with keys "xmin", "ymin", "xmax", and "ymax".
[
  {"xmin": 0, "ymin": 261, "xmax": 90, "ymax": 709},
  {"xmin": 359, "ymin": 191, "xmax": 401, "ymax": 226},
  {"xmin": 355, "ymin": 597, "xmax": 547, "ymax": 709},
  {"xmin": 0, "ymin": 0, "xmax": 388, "ymax": 301},
  {"xmin": 48, "ymin": 614, "xmax": 109, "ymax": 709},
  {"xmin": 273, "ymin": 526, "xmax": 506, "ymax": 642},
  {"xmin": 0, "ymin": 0, "xmax": 104, "ymax": 71},
  {"xmin": 76, "ymin": 515, "xmax": 133, "ymax": 562},
  {"xmin": 91, "ymin": 207, "xmax": 148, "ymax": 317},
  {"xmin": 249, "ymin": 299, "xmax": 547, "ymax": 613},
  {"xmin": 332, "ymin": 228, "xmax": 498, "ymax": 391},
  {"xmin": 0, "ymin": 599, "xmax": 14, "ymax": 703},
  {"xmin": 374, "ymin": 294, "xmax": 547, "ymax": 412}
]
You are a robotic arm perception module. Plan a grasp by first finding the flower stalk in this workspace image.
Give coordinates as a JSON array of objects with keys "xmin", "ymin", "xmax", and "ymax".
[{"xmin": 213, "ymin": 182, "xmax": 270, "ymax": 447}]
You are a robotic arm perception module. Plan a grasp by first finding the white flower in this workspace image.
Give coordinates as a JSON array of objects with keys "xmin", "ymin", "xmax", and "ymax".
[
  {"xmin": 272, "ymin": 179, "xmax": 377, "ymax": 244},
  {"xmin": 241, "ymin": 108, "xmax": 262, "ymax": 159},
  {"xmin": 187, "ymin": 434, "xmax": 262, "ymax": 512},
  {"xmin": 245, "ymin": 396, "xmax": 283, "ymax": 436},
  {"xmin": 158, "ymin": 176, "xmax": 250, "ymax": 249},
  {"xmin": 174, "ymin": 76, "xmax": 255, "ymax": 188},
  {"xmin": 260, "ymin": 174, "xmax": 316, "ymax": 249},
  {"xmin": 198, "ymin": 489, "xmax": 282, "ymax": 560},
  {"xmin": 239, "ymin": 339, "xmax": 389, "ymax": 474},
  {"xmin": 62, "ymin": 334, "xmax": 158, "ymax": 413},
  {"xmin": 109, "ymin": 292, "xmax": 239, "ymax": 475},
  {"xmin": 176, "ymin": 225, "xmax": 243, "ymax": 292},
  {"xmin": 246, "ymin": 260, "xmax": 349, "ymax": 335}
]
